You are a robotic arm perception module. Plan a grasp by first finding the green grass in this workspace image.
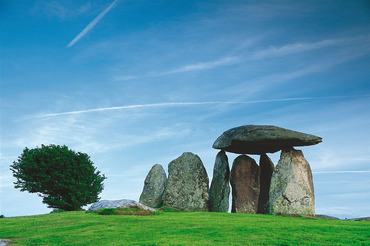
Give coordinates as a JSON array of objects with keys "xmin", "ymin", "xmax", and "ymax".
[{"xmin": 0, "ymin": 211, "xmax": 369, "ymax": 245}]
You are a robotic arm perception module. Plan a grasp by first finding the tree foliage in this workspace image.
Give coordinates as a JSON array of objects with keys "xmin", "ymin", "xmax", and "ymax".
[{"xmin": 10, "ymin": 144, "xmax": 106, "ymax": 211}]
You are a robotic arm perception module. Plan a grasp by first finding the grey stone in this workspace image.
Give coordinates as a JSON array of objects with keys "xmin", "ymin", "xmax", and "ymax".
[
  {"xmin": 0, "ymin": 239, "xmax": 11, "ymax": 246},
  {"xmin": 88, "ymin": 199, "xmax": 155, "ymax": 211},
  {"xmin": 257, "ymin": 153, "xmax": 274, "ymax": 214},
  {"xmin": 163, "ymin": 152, "xmax": 209, "ymax": 212},
  {"xmin": 209, "ymin": 150, "xmax": 230, "ymax": 212},
  {"xmin": 213, "ymin": 125, "xmax": 322, "ymax": 154},
  {"xmin": 230, "ymin": 155, "xmax": 260, "ymax": 213},
  {"xmin": 139, "ymin": 164, "xmax": 167, "ymax": 208},
  {"xmin": 269, "ymin": 148, "xmax": 315, "ymax": 216}
]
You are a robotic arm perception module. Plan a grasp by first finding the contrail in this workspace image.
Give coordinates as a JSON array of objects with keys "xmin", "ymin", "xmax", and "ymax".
[
  {"xmin": 40, "ymin": 102, "xmax": 223, "ymax": 117},
  {"xmin": 37, "ymin": 95, "xmax": 370, "ymax": 118},
  {"xmin": 67, "ymin": 0, "xmax": 118, "ymax": 48}
]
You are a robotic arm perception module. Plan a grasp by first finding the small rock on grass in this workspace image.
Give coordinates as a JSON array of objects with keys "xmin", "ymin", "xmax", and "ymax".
[
  {"xmin": 88, "ymin": 199, "xmax": 155, "ymax": 212},
  {"xmin": 0, "ymin": 239, "xmax": 11, "ymax": 246}
]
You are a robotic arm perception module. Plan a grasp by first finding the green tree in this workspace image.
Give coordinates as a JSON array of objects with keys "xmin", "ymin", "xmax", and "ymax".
[{"xmin": 10, "ymin": 144, "xmax": 106, "ymax": 211}]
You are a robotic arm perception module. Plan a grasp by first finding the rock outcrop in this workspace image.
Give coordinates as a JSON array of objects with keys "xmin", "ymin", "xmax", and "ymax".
[
  {"xmin": 269, "ymin": 148, "xmax": 315, "ymax": 216},
  {"xmin": 316, "ymin": 214, "xmax": 340, "ymax": 220},
  {"xmin": 257, "ymin": 154, "xmax": 274, "ymax": 214},
  {"xmin": 209, "ymin": 150, "xmax": 230, "ymax": 212},
  {"xmin": 139, "ymin": 164, "xmax": 167, "ymax": 208},
  {"xmin": 230, "ymin": 155, "xmax": 260, "ymax": 213},
  {"xmin": 213, "ymin": 125, "xmax": 322, "ymax": 154},
  {"xmin": 88, "ymin": 199, "xmax": 155, "ymax": 212},
  {"xmin": 163, "ymin": 152, "xmax": 209, "ymax": 212}
]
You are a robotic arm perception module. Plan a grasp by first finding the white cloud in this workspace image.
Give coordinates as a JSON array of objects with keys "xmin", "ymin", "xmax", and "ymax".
[
  {"xmin": 253, "ymin": 38, "xmax": 351, "ymax": 59},
  {"xmin": 67, "ymin": 0, "xmax": 119, "ymax": 48},
  {"xmin": 32, "ymin": 1, "xmax": 92, "ymax": 19},
  {"xmin": 113, "ymin": 56, "xmax": 240, "ymax": 81},
  {"xmin": 227, "ymin": 42, "xmax": 369, "ymax": 98},
  {"xmin": 311, "ymin": 148, "xmax": 370, "ymax": 171},
  {"xmin": 239, "ymin": 2, "xmax": 316, "ymax": 19},
  {"xmin": 115, "ymin": 127, "xmax": 192, "ymax": 150},
  {"xmin": 0, "ymin": 175, "xmax": 14, "ymax": 189},
  {"xmin": 112, "ymin": 75, "xmax": 138, "ymax": 81},
  {"xmin": 11, "ymin": 110, "xmax": 194, "ymax": 160},
  {"xmin": 158, "ymin": 56, "xmax": 240, "ymax": 75}
]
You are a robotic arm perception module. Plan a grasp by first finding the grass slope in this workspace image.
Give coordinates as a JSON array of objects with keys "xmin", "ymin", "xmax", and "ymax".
[{"xmin": 0, "ymin": 211, "xmax": 369, "ymax": 245}]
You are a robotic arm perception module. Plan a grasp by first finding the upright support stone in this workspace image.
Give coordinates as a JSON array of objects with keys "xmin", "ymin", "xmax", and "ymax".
[
  {"xmin": 209, "ymin": 150, "xmax": 230, "ymax": 212},
  {"xmin": 230, "ymin": 155, "xmax": 260, "ymax": 213},
  {"xmin": 139, "ymin": 164, "xmax": 167, "ymax": 208},
  {"xmin": 269, "ymin": 148, "xmax": 315, "ymax": 216},
  {"xmin": 257, "ymin": 154, "xmax": 274, "ymax": 214},
  {"xmin": 163, "ymin": 152, "xmax": 209, "ymax": 212}
]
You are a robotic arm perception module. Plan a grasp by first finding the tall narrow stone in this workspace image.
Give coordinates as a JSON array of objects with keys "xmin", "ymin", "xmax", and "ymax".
[
  {"xmin": 269, "ymin": 148, "xmax": 315, "ymax": 216},
  {"xmin": 163, "ymin": 152, "xmax": 209, "ymax": 211},
  {"xmin": 230, "ymin": 155, "xmax": 260, "ymax": 213},
  {"xmin": 139, "ymin": 164, "xmax": 167, "ymax": 208},
  {"xmin": 209, "ymin": 150, "xmax": 230, "ymax": 212},
  {"xmin": 257, "ymin": 154, "xmax": 274, "ymax": 214}
]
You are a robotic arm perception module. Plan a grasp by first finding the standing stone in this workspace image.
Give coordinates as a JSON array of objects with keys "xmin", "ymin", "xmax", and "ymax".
[
  {"xmin": 269, "ymin": 148, "xmax": 315, "ymax": 216},
  {"xmin": 163, "ymin": 152, "xmax": 209, "ymax": 212},
  {"xmin": 209, "ymin": 150, "xmax": 230, "ymax": 212},
  {"xmin": 257, "ymin": 154, "xmax": 274, "ymax": 214},
  {"xmin": 139, "ymin": 164, "xmax": 167, "ymax": 208},
  {"xmin": 230, "ymin": 155, "xmax": 260, "ymax": 213}
]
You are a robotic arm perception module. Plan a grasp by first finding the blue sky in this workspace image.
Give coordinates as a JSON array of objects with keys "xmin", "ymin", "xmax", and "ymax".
[{"xmin": 1, "ymin": 0, "xmax": 369, "ymax": 219}]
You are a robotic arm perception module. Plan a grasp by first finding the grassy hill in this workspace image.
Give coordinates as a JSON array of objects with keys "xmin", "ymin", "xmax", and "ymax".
[{"xmin": 0, "ymin": 211, "xmax": 369, "ymax": 245}]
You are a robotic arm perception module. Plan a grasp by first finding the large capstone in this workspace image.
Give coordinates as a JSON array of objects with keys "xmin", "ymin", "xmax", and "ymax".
[
  {"xmin": 139, "ymin": 164, "xmax": 167, "ymax": 208},
  {"xmin": 230, "ymin": 155, "xmax": 260, "ymax": 213},
  {"xmin": 213, "ymin": 125, "xmax": 322, "ymax": 154},
  {"xmin": 257, "ymin": 154, "xmax": 274, "ymax": 214},
  {"xmin": 209, "ymin": 150, "xmax": 230, "ymax": 212},
  {"xmin": 163, "ymin": 152, "xmax": 209, "ymax": 212},
  {"xmin": 269, "ymin": 148, "xmax": 315, "ymax": 216}
]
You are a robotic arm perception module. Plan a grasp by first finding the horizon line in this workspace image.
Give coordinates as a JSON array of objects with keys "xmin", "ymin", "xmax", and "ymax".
[{"xmin": 313, "ymin": 171, "xmax": 370, "ymax": 174}]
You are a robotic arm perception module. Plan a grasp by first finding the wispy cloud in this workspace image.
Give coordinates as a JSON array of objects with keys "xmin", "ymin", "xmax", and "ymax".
[
  {"xmin": 238, "ymin": 1, "xmax": 316, "ymax": 20},
  {"xmin": 157, "ymin": 56, "xmax": 239, "ymax": 75},
  {"xmin": 228, "ymin": 40, "xmax": 369, "ymax": 98},
  {"xmin": 32, "ymin": 2, "xmax": 92, "ymax": 19},
  {"xmin": 67, "ymin": 0, "xmax": 118, "ymax": 48},
  {"xmin": 113, "ymin": 56, "xmax": 239, "ymax": 81},
  {"xmin": 36, "ymin": 95, "xmax": 370, "ymax": 118},
  {"xmin": 113, "ymin": 75, "xmax": 138, "ymax": 81},
  {"xmin": 253, "ymin": 38, "xmax": 351, "ymax": 59},
  {"xmin": 113, "ymin": 35, "xmax": 367, "ymax": 82}
]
